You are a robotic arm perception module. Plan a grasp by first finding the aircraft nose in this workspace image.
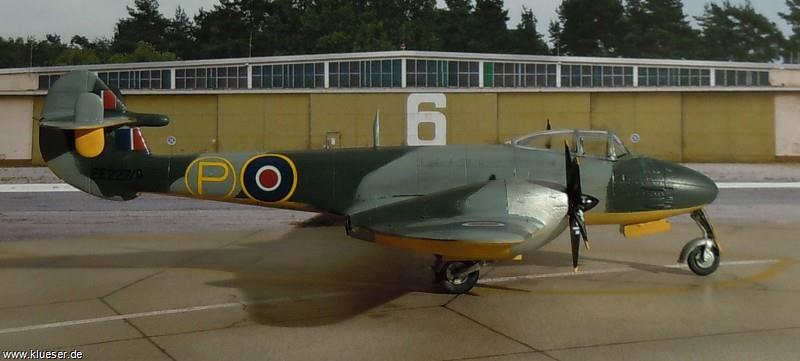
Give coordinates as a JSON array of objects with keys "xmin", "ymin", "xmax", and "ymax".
[
  {"xmin": 666, "ymin": 163, "xmax": 718, "ymax": 206},
  {"xmin": 609, "ymin": 157, "xmax": 718, "ymax": 212}
]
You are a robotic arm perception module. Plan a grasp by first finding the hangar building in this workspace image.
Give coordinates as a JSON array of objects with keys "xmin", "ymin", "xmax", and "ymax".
[{"xmin": 1, "ymin": 50, "xmax": 799, "ymax": 165}]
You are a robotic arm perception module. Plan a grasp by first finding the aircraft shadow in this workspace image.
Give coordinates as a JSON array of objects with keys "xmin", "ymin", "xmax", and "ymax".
[
  {"xmin": 0, "ymin": 216, "xmax": 689, "ymax": 327},
  {"xmin": 0, "ymin": 219, "xmax": 436, "ymax": 327}
]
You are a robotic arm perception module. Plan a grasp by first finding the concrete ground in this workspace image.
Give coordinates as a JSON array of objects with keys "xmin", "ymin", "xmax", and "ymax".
[{"xmin": 0, "ymin": 188, "xmax": 798, "ymax": 361}]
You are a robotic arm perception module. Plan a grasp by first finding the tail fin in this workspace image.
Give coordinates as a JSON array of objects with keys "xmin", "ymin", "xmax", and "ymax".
[{"xmin": 39, "ymin": 70, "xmax": 169, "ymax": 200}]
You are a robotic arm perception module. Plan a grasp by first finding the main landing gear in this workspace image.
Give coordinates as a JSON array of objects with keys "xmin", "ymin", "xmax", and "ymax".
[
  {"xmin": 679, "ymin": 209, "xmax": 721, "ymax": 276},
  {"xmin": 432, "ymin": 256, "xmax": 487, "ymax": 294}
]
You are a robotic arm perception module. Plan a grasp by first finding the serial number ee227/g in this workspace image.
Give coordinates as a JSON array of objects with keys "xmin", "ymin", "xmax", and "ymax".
[{"xmin": 90, "ymin": 168, "xmax": 144, "ymax": 181}]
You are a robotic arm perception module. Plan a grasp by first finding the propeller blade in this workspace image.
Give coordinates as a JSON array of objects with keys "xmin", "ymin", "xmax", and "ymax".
[
  {"xmin": 565, "ymin": 141, "xmax": 592, "ymax": 269},
  {"xmin": 570, "ymin": 215, "xmax": 580, "ymax": 271},
  {"xmin": 577, "ymin": 209, "xmax": 590, "ymax": 250}
]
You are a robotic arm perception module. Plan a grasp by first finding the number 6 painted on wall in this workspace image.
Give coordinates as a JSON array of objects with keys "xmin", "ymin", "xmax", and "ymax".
[{"xmin": 406, "ymin": 93, "xmax": 447, "ymax": 146}]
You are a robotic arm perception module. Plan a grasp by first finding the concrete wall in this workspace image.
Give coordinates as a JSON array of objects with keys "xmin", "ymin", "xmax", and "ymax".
[
  {"xmin": 0, "ymin": 74, "xmax": 37, "ymax": 91},
  {"xmin": 0, "ymin": 96, "xmax": 34, "ymax": 160},
  {"xmin": 22, "ymin": 91, "xmax": 788, "ymax": 165},
  {"xmin": 775, "ymin": 94, "xmax": 800, "ymax": 159}
]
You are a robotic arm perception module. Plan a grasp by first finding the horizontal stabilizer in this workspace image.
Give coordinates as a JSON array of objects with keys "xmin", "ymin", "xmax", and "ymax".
[{"xmin": 40, "ymin": 70, "xmax": 168, "ymax": 130}]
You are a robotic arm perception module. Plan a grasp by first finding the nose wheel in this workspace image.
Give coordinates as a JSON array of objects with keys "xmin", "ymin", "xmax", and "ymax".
[
  {"xmin": 679, "ymin": 209, "xmax": 721, "ymax": 276},
  {"xmin": 686, "ymin": 244, "xmax": 720, "ymax": 275}
]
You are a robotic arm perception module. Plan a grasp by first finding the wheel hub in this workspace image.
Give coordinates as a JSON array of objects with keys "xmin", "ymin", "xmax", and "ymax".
[
  {"xmin": 695, "ymin": 247, "xmax": 715, "ymax": 268},
  {"xmin": 445, "ymin": 264, "xmax": 469, "ymax": 285}
]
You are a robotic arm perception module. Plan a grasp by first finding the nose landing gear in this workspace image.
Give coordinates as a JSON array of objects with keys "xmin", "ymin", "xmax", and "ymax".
[{"xmin": 679, "ymin": 209, "xmax": 721, "ymax": 276}]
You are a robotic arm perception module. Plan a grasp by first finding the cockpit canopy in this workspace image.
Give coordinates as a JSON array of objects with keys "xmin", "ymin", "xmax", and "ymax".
[{"xmin": 510, "ymin": 129, "xmax": 630, "ymax": 161}]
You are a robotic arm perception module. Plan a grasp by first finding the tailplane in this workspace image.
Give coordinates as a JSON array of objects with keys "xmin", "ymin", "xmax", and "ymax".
[{"xmin": 39, "ymin": 70, "xmax": 169, "ymax": 200}]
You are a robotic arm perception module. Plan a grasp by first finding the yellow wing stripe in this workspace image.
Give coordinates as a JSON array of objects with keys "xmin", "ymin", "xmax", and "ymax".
[
  {"xmin": 586, "ymin": 206, "xmax": 704, "ymax": 225},
  {"xmin": 372, "ymin": 232, "xmax": 517, "ymax": 261}
]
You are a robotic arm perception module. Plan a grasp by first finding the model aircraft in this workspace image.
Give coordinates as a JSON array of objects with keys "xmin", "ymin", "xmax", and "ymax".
[{"xmin": 38, "ymin": 70, "xmax": 721, "ymax": 294}]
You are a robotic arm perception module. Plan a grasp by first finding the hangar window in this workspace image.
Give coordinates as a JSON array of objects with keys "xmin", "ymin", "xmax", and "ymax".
[
  {"xmin": 98, "ymin": 69, "xmax": 171, "ymax": 90},
  {"xmin": 714, "ymin": 69, "xmax": 770, "ymax": 87},
  {"xmin": 638, "ymin": 67, "xmax": 709, "ymax": 87},
  {"xmin": 561, "ymin": 65, "xmax": 633, "ymax": 88},
  {"xmin": 329, "ymin": 59, "xmax": 401, "ymax": 88},
  {"xmin": 406, "ymin": 59, "xmax": 478, "ymax": 88},
  {"xmin": 484, "ymin": 62, "xmax": 556, "ymax": 88},
  {"xmin": 256, "ymin": 62, "xmax": 325, "ymax": 88},
  {"xmin": 177, "ymin": 66, "xmax": 248, "ymax": 89},
  {"xmin": 37, "ymin": 74, "xmax": 64, "ymax": 90}
]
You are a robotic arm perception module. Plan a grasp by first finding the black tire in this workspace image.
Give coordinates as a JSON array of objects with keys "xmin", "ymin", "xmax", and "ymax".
[
  {"xmin": 687, "ymin": 246, "xmax": 720, "ymax": 276},
  {"xmin": 437, "ymin": 261, "xmax": 480, "ymax": 294}
]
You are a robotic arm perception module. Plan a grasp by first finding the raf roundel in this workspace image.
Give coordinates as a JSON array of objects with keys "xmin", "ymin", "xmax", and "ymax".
[{"xmin": 241, "ymin": 154, "xmax": 298, "ymax": 203}]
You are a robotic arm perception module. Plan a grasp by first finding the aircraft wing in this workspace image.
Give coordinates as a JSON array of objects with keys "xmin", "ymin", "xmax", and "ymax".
[{"xmin": 347, "ymin": 179, "xmax": 569, "ymax": 260}]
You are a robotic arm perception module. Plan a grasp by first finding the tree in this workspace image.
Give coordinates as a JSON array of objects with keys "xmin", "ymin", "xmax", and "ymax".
[
  {"xmin": 32, "ymin": 35, "xmax": 69, "ymax": 67},
  {"xmin": 298, "ymin": 0, "xmax": 437, "ymax": 53},
  {"xmin": 550, "ymin": 0, "xmax": 626, "ymax": 56},
  {"xmin": 0, "ymin": 37, "xmax": 30, "ymax": 68},
  {"xmin": 55, "ymin": 47, "xmax": 101, "ymax": 65},
  {"xmin": 109, "ymin": 41, "xmax": 177, "ymax": 63},
  {"xmin": 780, "ymin": 0, "xmax": 800, "ymax": 63},
  {"xmin": 548, "ymin": 20, "xmax": 565, "ymax": 55},
  {"xmin": 194, "ymin": 0, "xmax": 284, "ymax": 58},
  {"xmin": 697, "ymin": 0, "xmax": 783, "ymax": 62},
  {"xmin": 438, "ymin": 0, "xmax": 474, "ymax": 52},
  {"xmin": 113, "ymin": 0, "xmax": 169, "ymax": 54},
  {"xmin": 165, "ymin": 6, "xmax": 198, "ymax": 59},
  {"xmin": 263, "ymin": 0, "xmax": 306, "ymax": 55},
  {"xmin": 621, "ymin": 0, "xmax": 699, "ymax": 59},
  {"xmin": 469, "ymin": 0, "xmax": 510, "ymax": 53},
  {"xmin": 510, "ymin": 6, "xmax": 548, "ymax": 55},
  {"xmin": 391, "ymin": 0, "xmax": 441, "ymax": 51}
]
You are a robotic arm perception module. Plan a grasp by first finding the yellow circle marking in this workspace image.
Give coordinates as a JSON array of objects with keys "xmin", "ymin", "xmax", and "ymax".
[
  {"xmin": 184, "ymin": 156, "xmax": 237, "ymax": 198},
  {"xmin": 239, "ymin": 153, "xmax": 298, "ymax": 203}
]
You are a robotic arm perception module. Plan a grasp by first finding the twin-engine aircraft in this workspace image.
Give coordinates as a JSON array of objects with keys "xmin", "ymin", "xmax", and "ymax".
[{"xmin": 39, "ymin": 70, "xmax": 721, "ymax": 293}]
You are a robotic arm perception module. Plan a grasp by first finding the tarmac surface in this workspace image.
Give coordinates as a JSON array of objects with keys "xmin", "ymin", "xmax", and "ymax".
[{"xmin": 0, "ymin": 188, "xmax": 799, "ymax": 361}]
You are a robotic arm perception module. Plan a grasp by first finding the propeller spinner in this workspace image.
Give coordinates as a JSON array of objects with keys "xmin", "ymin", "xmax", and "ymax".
[{"xmin": 564, "ymin": 143, "xmax": 599, "ymax": 272}]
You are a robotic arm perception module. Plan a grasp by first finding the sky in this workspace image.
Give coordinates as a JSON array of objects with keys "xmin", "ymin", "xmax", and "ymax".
[{"xmin": 0, "ymin": 0, "xmax": 793, "ymax": 42}]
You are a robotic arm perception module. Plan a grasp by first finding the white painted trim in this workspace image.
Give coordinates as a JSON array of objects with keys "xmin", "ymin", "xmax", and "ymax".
[
  {"xmin": 710, "ymin": 68, "xmax": 716, "ymax": 87},
  {"xmin": 5, "ymin": 86, "xmax": 800, "ymax": 97},
  {"xmin": 481, "ymin": 259, "xmax": 780, "ymax": 284},
  {"xmin": 0, "ymin": 291, "xmax": 350, "ymax": 335},
  {"xmin": 556, "ymin": 63, "xmax": 562, "ymax": 88},
  {"xmin": 1, "ymin": 50, "xmax": 796, "ymax": 76},
  {"xmin": 246, "ymin": 64, "xmax": 252, "ymax": 89},
  {"xmin": 479, "ymin": 61, "xmax": 484, "ymax": 88},
  {"xmin": 400, "ymin": 58, "xmax": 407, "ymax": 88},
  {"xmin": 324, "ymin": 62, "xmax": 330, "ymax": 89},
  {"xmin": 715, "ymin": 182, "xmax": 800, "ymax": 189},
  {"xmin": 0, "ymin": 184, "xmax": 78, "ymax": 192}
]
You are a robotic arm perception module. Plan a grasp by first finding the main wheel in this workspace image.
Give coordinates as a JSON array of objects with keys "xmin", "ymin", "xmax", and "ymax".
[
  {"xmin": 436, "ymin": 261, "xmax": 479, "ymax": 294},
  {"xmin": 687, "ymin": 246, "xmax": 720, "ymax": 276}
]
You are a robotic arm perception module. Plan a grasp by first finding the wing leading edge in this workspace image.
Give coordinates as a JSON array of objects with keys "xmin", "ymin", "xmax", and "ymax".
[{"xmin": 347, "ymin": 179, "xmax": 569, "ymax": 260}]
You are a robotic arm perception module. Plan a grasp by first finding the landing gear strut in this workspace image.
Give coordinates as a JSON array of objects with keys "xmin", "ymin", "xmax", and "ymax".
[
  {"xmin": 679, "ymin": 209, "xmax": 721, "ymax": 276},
  {"xmin": 433, "ymin": 256, "xmax": 486, "ymax": 294}
]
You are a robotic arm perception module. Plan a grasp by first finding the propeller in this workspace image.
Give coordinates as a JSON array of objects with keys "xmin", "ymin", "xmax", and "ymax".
[{"xmin": 564, "ymin": 142, "xmax": 599, "ymax": 272}]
